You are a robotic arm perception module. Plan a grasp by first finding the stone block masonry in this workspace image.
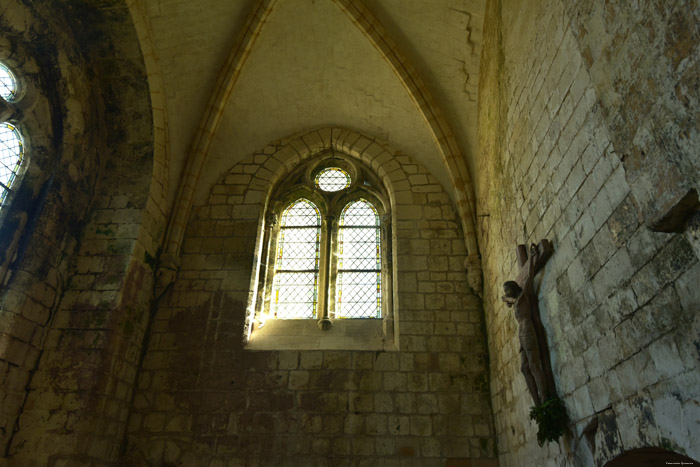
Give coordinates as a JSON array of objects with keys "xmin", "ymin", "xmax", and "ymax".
[
  {"xmin": 124, "ymin": 130, "xmax": 499, "ymax": 466},
  {"xmin": 0, "ymin": 1, "xmax": 168, "ymax": 464},
  {"xmin": 478, "ymin": 0, "xmax": 700, "ymax": 465}
]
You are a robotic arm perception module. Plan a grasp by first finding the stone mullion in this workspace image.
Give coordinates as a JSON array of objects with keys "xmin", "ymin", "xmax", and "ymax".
[
  {"xmin": 327, "ymin": 215, "xmax": 343, "ymax": 321},
  {"xmin": 380, "ymin": 214, "xmax": 393, "ymax": 337},
  {"xmin": 317, "ymin": 215, "xmax": 335, "ymax": 330}
]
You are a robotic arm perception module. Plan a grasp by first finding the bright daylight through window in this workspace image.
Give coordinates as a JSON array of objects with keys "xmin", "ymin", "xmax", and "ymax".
[
  {"xmin": 336, "ymin": 199, "xmax": 381, "ymax": 318},
  {"xmin": 265, "ymin": 165, "xmax": 384, "ymax": 321},
  {"xmin": 0, "ymin": 63, "xmax": 17, "ymax": 101},
  {"xmin": 0, "ymin": 63, "xmax": 23, "ymax": 205},
  {"xmin": 315, "ymin": 167, "xmax": 350, "ymax": 192},
  {"xmin": 271, "ymin": 199, "xmax": 321, "ymax": 318},
  {"xmin": 0, "ymin": 123, "xmax": 24, "ymax": 204}
]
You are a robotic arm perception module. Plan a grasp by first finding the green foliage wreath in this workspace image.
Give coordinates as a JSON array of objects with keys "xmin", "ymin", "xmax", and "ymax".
[{"xmin": 529, "ymin": 395, "xmax": 567, "ymax": 446}]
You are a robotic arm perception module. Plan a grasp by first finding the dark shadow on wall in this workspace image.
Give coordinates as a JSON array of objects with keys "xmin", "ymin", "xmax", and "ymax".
[{"xmin": 605, "ymin": 447, "xmax": 700, "ymax": 467}]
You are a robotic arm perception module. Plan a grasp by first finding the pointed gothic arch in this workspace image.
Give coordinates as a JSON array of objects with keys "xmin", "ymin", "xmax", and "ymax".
[{"xmin": 157, "ymin": 0, "xmax": 483, "ymax": 297}]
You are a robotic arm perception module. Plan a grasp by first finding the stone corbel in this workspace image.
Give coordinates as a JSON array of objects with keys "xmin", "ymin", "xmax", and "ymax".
[
  {"xmin": 464, "ymin": 254, "xmax": 483, "ymax": 298},
  {"xmin": 154, "ymin": 252, "xmax": 180, "ymax": 300},
  {"xmin": 265, "ymin": 212, "xmax": 278, "ymax": 230},
  {"xmin": 0, "ymin": 98, "xmax": 14, "ymax": 122}
]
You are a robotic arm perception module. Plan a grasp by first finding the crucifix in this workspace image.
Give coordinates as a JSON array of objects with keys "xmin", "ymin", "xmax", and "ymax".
[{"xmin": 502, "ymin": 239, "xmax": 556, "ymax": 406}]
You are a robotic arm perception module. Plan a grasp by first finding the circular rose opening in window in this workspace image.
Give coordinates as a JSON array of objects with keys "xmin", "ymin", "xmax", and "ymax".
[
  {"xmin": 0, "ymin": 63, "xmax": 18, "ymax": 101},
  {"xmin": 315, "ymin": 167, "xmax": 351, "ymax": 192}
]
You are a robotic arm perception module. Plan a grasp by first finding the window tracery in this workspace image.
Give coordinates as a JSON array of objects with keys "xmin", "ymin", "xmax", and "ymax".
[
  {"xmin": 252, "ymin": 154, "xmax": 393, "ymax": 346},
  {"xmin": 0, "ymin": 63, "xmax": 18, "ymax": 101},
  {"xmin": 315, "ymin": 167, "xmax": 350, "ymax": 192}
]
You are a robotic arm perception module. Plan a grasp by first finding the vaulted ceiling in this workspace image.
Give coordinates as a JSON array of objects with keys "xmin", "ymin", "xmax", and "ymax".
[{"xmin": 143, "ymin": 0, "xmax": 485, "ymax": 207}]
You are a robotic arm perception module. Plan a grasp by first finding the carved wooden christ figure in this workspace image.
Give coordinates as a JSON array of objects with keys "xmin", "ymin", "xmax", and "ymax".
[{"xmin": 502, "ymin": 240, "xmax": 556, "ymax": 406}]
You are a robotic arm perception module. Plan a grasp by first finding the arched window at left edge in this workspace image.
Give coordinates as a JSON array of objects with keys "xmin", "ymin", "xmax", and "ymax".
[
  {"xmin": 0, "ymin": 62, "xmax": 25, "ymax": 207},
  {"xmin": 0, "ymin": 121, "xmax": 25, "ymax": 205}
]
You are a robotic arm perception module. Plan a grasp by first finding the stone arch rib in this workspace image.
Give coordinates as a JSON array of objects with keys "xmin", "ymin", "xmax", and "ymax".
[
  {"xmin": 159, "ymin": 0, "xmax": 277, "ymax": 280},
  {"xmin": 249, "ymin": 127, "xmax": 410, "ymax": 200},
  {"xmin": 158, "ymin": 0, "xmax": 484, "ymax": 295},
  {"xmin": 331, "ymin": 0, "xmax": 481, "ymax": 284},
  {"xmin": 126, "ymin": 0, "xmax": 170, "ymax": 219}
]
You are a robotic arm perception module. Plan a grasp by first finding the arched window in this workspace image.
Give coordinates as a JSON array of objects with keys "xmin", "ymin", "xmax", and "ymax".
[
  {"xmin": 0, "ymin": 62, "xmax": 25, "ymax": 206},
  {"xmin": 251, "ymin": 155, "xmax": 394, "ymax": 351},
  {"xmin": 0, "ymin": 123, "xmax": 24, "ymax": 205},
  {"xmin": 0, "ymin": 63, "xmax": 18, "ymax": 101},
  {"xmin": 336, "ymin": 199, "xmax": 381, "ymax": 318},
  {"xmin": 271, "ymin": 199, "xmax": 321, "ymax": 319},
  {"xmin": 266, "ymin": 195, "xmax": 383, "ymax": 321}
]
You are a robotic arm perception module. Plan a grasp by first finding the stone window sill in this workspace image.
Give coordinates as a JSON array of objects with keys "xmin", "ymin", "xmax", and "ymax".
[{"xmin": 245, "ymin": 318, "xmax": 397, "ymax": 351}]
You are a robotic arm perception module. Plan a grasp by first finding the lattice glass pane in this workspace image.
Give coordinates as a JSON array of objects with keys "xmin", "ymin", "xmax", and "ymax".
[
  {"xmin": 277, "ymin": 227, "xmax": 320, "ymax": 270},
  {"xmin": 336, "ymin": 199, "xmax": 381, "ymax": 318},
  {"xmin": 338, "ymin": 227, "xmax": 380, "ymax": 270},
  {"xmin": 281, "ymin": 199, "xmax": 320, "ymax": 227},
  {"xmin": 0, "ymin": 64, "xmax": 17, "ymax": 101},
  {"xmin": 271, "ymin": 272, "xmax": 317, "ymax": 318},
  {"xmin": 336, "ymin": 271, "xmax": 381, "ymax": 318},
  {"xmin": 315, "ymin": 167, "xmax": 350, "ymax": 192},
  {"xmin": 0, "ymin": 122, "xmax": 23, "ymax": 204},
  {"xmin": 340, "ymin": 199, "xmax": 378, "ymax": 226},
  {"xmin": 272, "ymin": 199, "xmax": 321, "ymax": 318}
]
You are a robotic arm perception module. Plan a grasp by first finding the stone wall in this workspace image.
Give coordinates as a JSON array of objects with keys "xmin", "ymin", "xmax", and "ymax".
[
  {"xmin": 478, "ymin": 0, "xmax": 700, "ymax": 465},
  {"xmin": 563, "ymin": 1, "xmax": 700, "ymax": 233},
  {"xmin": 124, "ymin": 129, "xmax": 498, "ymax": 466},
  {"xmin": 0, "ymin": 1, "xmax": 164, "ymax": 465},
  {"xmin": 0, "ymin": 0, "xmax": 102, "ymax": 459}
]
